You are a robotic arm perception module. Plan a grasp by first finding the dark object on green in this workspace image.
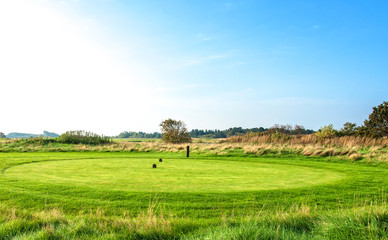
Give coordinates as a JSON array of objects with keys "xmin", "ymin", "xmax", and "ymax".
[
  {"xmin": 153, "ymin": 164, "xmax": 157, "ymax": 168},
  {"xmin": 187, "ymin": 146, "xmax": 190, "ymax": 157},
  {"xmin": 159, "ymin": 159, "xmax": 162, "ymax": 162}
]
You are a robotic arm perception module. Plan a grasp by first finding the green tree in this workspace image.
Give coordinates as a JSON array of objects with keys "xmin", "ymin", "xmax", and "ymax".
[
  {"xmin": 362, "ymin": 101, "xmax": 388, "ymax": 137},
  {"xmin": 294, "ymin": 125, "xmax": 305, "ymax": 135},
  {"xmin": 160, "ymin": 119, "xmax": 192, "ymax": 143},
  {"xmin": 315, "ymin": 124, "xmax": 338, "ymax": 139},
  {"xmin": 339, "ymin": 122, "xmax": 358, "ymax": 136},
  {"xmin": 0, "ymin": 132, "xmax": 6, "ymax": 138}
]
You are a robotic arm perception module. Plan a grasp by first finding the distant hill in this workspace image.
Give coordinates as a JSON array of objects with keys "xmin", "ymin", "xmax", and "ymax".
[
  {"xmin": 43, "ymin": 131, "xmax": 60, "ymax": 138},
  {"xmin": 6, "ymin": 131, "xmax": 59, "ymax": 139},
  {"xmin": 6, "ymin": 132, "xmax": 41, "ymax": 138}
]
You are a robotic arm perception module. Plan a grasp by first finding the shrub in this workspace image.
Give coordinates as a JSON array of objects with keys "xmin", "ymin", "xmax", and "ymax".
[
  {"xmin": 315, "ymin": 124, "xmax": 338, "ymax": 139},
  {"xmin": 270, "ymin": 131, "xmax": 291, "ymax": 142},
  {"xmin": 57, "ymin": 130, "xmax": 111, "ymax": 145}
]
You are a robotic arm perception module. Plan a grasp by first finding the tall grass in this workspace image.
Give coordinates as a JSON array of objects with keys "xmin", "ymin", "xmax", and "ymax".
[
  {"xmin": 184, "ymin": 204, "xmax": 388, "ymax": 240},
  {"xmin": 0, "ymin": 203, "xmax": 181, "ymax": 239},
  {"xmin": 228, "ymin": 133, "xmax": 388, "ymax": 146},
  {"xmin": 1, "ymin": 200, "xmax": 386, "ymax": 239},
  {"xmin": 1, "ymin": 136, "xmax": 387, "ymax": 163}
]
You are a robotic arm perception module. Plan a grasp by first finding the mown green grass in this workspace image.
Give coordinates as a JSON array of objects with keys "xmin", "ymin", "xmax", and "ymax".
[
  {"xmin": 0, "ymin": 151, "xmax": 387, "ymax": 239},
  {"xmin": 4, "ymin": 156, "xmax": 344, "ymax": 192}
]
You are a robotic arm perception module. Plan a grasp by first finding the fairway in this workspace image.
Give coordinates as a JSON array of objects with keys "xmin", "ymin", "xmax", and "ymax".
[{"xmin": 4, "ymin": 156, "xmax": 344, "ymax": 192}]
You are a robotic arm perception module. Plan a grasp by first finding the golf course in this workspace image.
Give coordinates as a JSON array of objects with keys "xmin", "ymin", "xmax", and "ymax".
[
  {"xmin": 0, "ymin": 148, "xmax": 386, "ymax": 239},
  {"xmin": 2, "ymin": 0, "xmax": 388, "ymax": 238}
]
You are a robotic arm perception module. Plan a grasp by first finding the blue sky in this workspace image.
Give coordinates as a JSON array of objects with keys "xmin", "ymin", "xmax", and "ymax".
[{"xmin": 1, "ymin": 0, "xmax": 387, "ymax": 135}]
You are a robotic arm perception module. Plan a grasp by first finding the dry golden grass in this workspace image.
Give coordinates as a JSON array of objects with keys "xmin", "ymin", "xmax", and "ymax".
[
  {"xmin": 220, "ymin": 134, "xmax": 387, "ymax": 163},
  {"xmin": 229, "ymin": 134, "xmax": 388, "ymax": 146},
  {"xmin": 2, "ymin": 135, "xmax": 387, "ymax": 163},
  {"xmin": 83, "ymin": 138, "xmax": 387, "ymax": 163}
]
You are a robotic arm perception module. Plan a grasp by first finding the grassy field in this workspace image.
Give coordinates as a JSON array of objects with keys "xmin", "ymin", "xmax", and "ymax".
[
  {"xmin": 4, "ymin": 155, "xmax": 344, "ymax": 192},
  {"xmin": 0, "ymin": 149, "xmax": 387, "ymax": 239}
]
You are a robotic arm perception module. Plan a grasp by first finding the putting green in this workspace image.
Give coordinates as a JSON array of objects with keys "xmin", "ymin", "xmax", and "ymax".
[{"xmin": 4, "ymin": 158, "xmax": 345, "ymax": 192}]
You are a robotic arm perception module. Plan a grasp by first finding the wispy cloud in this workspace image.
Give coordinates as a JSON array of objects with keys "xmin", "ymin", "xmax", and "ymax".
[
  {"xmin": 183, "ymin": 59, "xmax": 203, "ymax": 66},
  {"xmin": 312, "ymin": 25, "xmax": 320, "ymax": 30},
  {"xmin": 256, "ymin": 97, "xmax": 337, "ymax": 107},
  {"xmin": 224, "ymin": 2, "xmax": 233, "ymax": 10},
  {"xmin": 155, "ymin": 84, "xmax": 207, "ymax": 92},
  {"xmin": 197, "ymin": 33, "xmax": 214, "ymax": 41},
  {"xmin": 206, "ymin": 54, "xmax": 229, "ymax": 60},
  {"xmin": 59, "ymin": 0, "xmax": 80, "ymax": 5},
  {"xmin": 183, "ymin": 53, "xmax": 230, "ymax": 66},
  {"xmin": 196, "ymin": 32, "xmax": 223, "ymax": 41}
]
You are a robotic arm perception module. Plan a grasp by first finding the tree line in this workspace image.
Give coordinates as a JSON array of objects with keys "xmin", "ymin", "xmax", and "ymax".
[
  {"xmin": 116, "ymin": 131, "xmax": 162, "ymax": 139},
  {"xmin": 317, "ymin": 101, "xmax": 387, "ymax": 138},
  {"xmin": 190, "ymin": 126, "xmax": 315, "ymax": 138},
  {"xmin": 114, "ymin": 126, "xmax": 315, "ymax": 140}
]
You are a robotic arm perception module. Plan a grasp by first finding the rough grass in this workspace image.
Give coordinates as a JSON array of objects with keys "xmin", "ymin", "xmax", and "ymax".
[
  {"xmin": 228, "ymin": 134, "xmax": 388, "ymax": 146},
  {"xmin": 0, "ymin": 201, "xmax": 386, "ymax": 239},
  {"xmin": 1, "ymin": 137, "xmax": 387, "ymax": 164},
  {"xmin": 184, "ymin": 204, "xmax": 387, "ymax": 240}
]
